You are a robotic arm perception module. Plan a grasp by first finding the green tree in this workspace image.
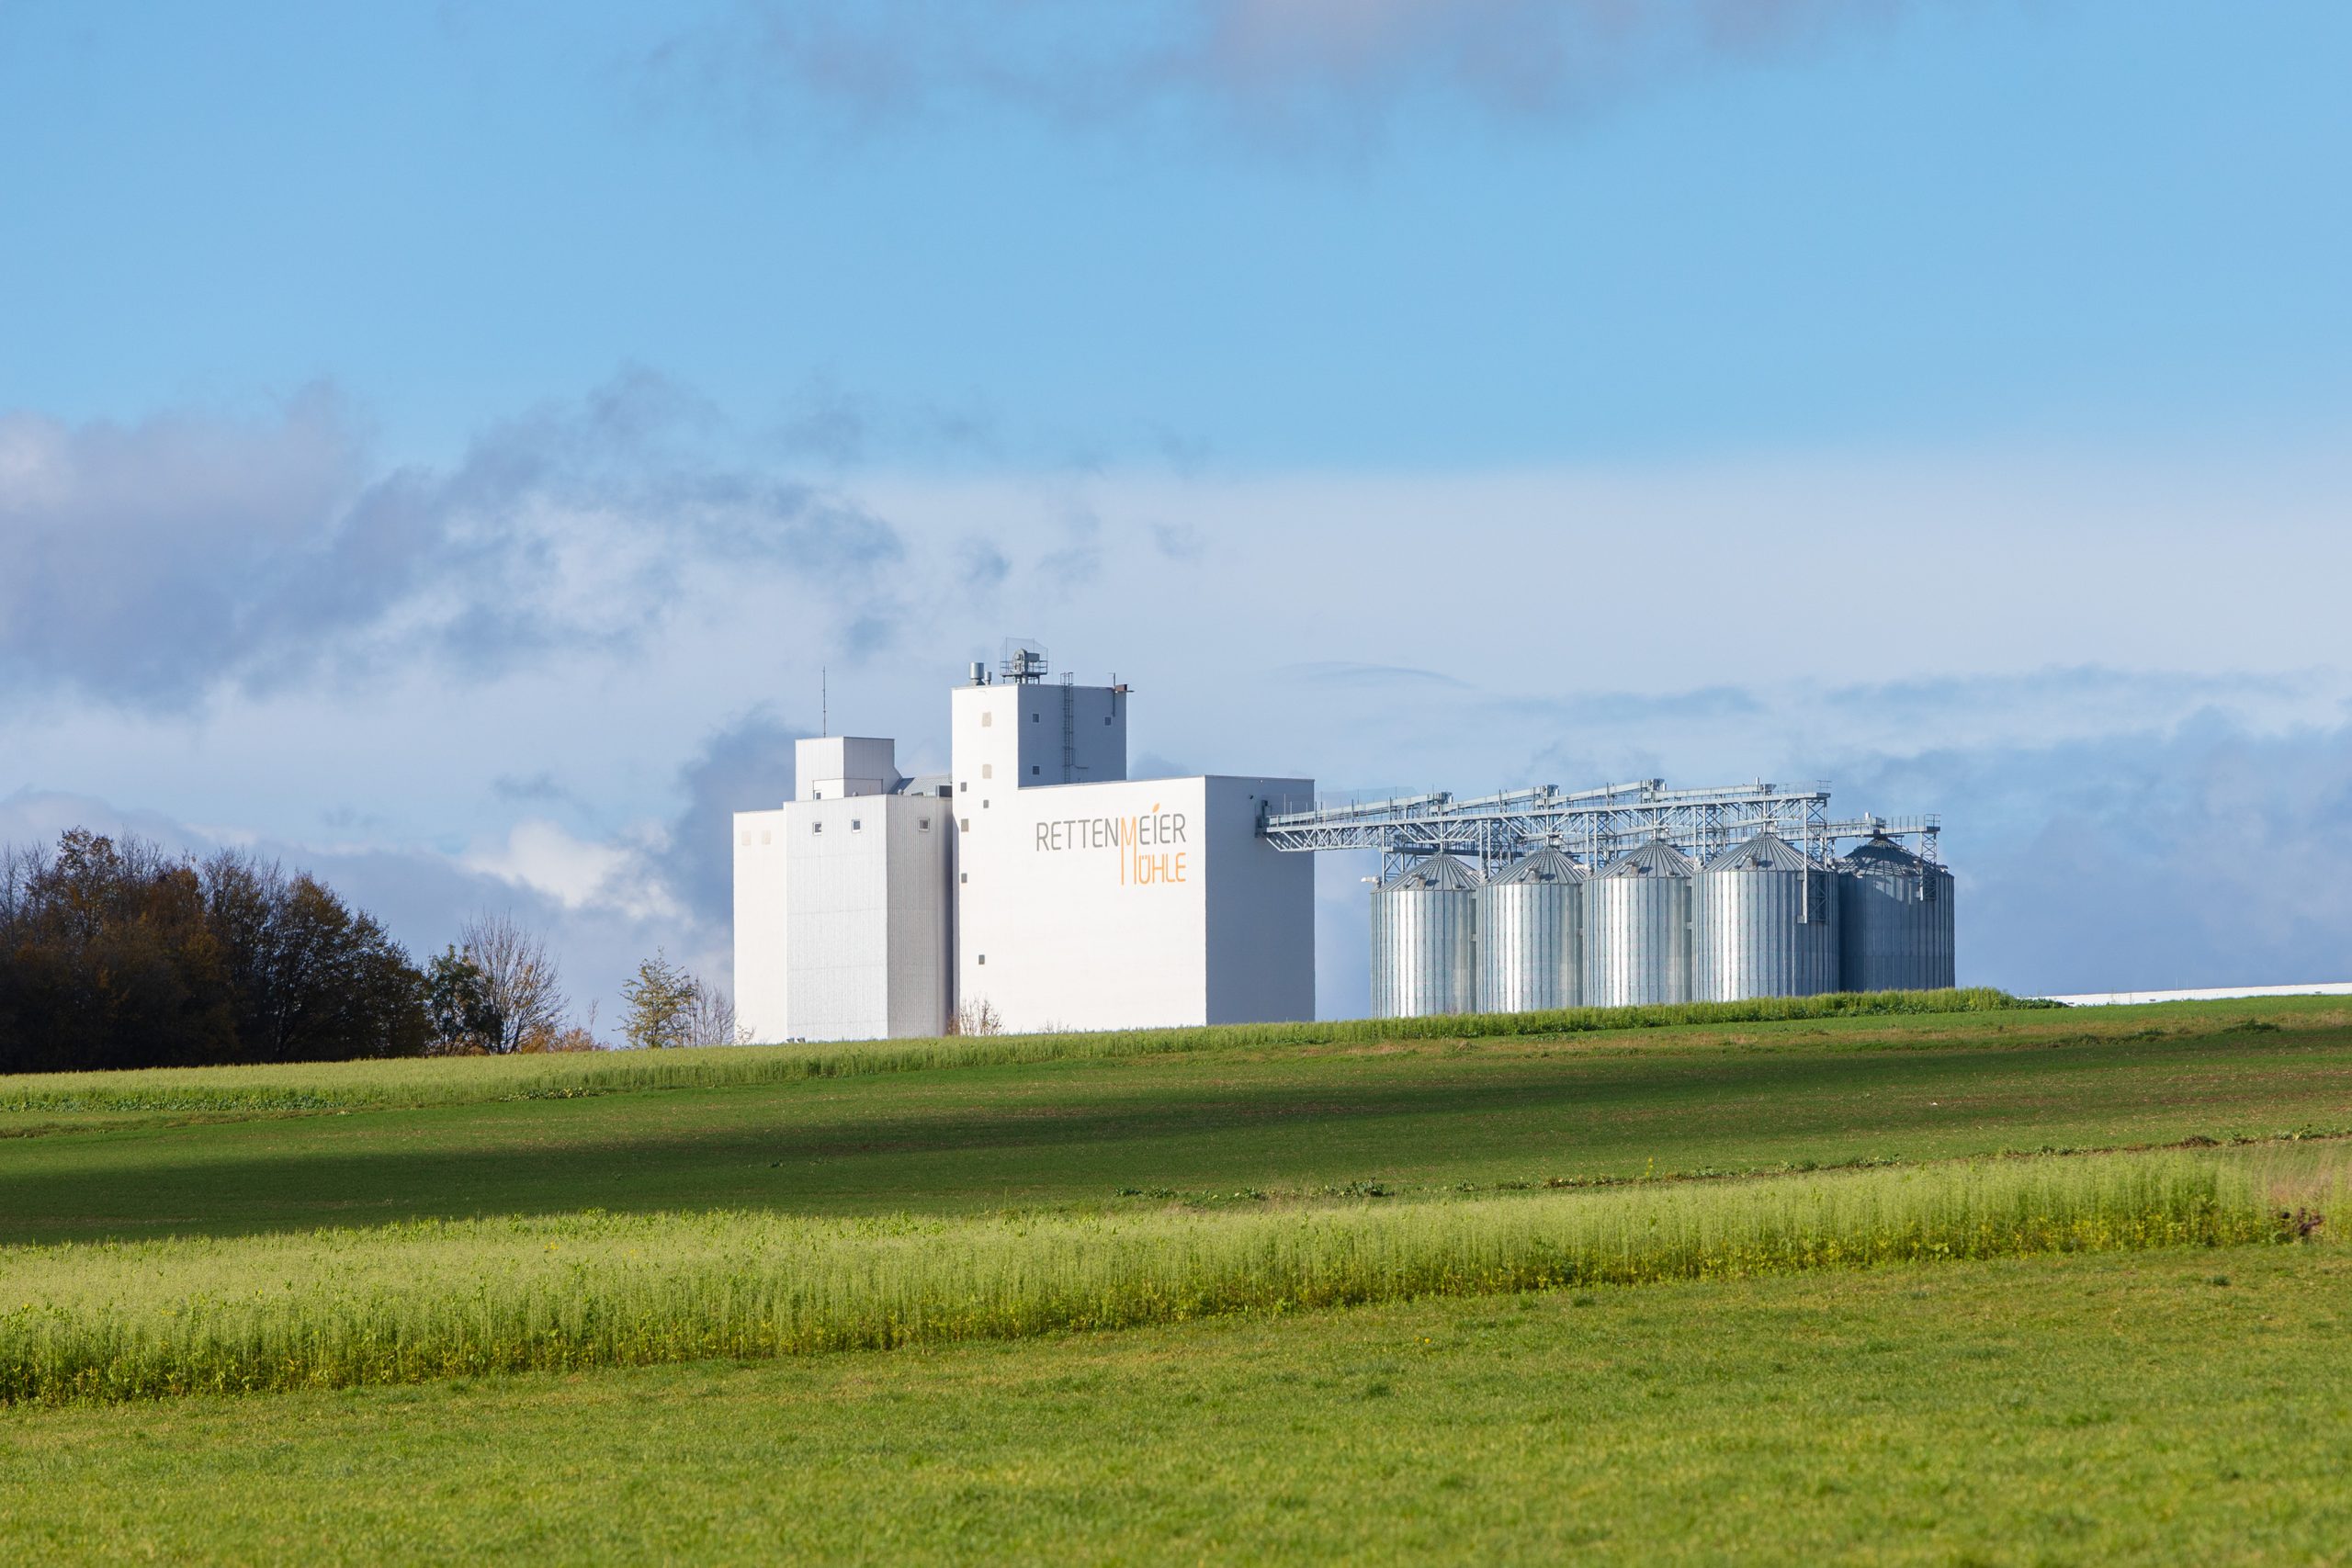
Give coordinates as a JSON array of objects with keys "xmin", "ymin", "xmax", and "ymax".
[
  {"xmin": 619, "ymin": 950, "xmax": 698, "ymax": 1049},
  {"xmin": 0, "ymin": 829, "xmax": 428, "ymax": 1073},
  {"xmin": 424, "ymin": 946, "xmax": 502, "ymax": 1055}
]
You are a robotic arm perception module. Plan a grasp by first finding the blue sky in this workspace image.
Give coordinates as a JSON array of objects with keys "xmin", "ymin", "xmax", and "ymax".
[{"xmin": 5, "ymin": 0, "xmax": 2351, "ymax": 1020}]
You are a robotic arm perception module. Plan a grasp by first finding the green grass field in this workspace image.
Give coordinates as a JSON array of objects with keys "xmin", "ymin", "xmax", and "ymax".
[
  {"xmin": 3, "ymin": 994, "xmax": 2350, "ymax": 1562},
  {"xmin": 6, "ymin": 1246, "xmax": 2347, "ymax": 1563},
  {"xmin": 4, "ymin": 995, "xmax": 2347, "ymax": 1246}
]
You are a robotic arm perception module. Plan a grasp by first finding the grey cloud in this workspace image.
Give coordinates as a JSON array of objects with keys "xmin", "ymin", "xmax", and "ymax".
[
  {"xmin": 1277, "ymin": 660, "xmax": 1468, "ymax": 689},
  {"xmin": 1035, "ymin": 507, "xmax": 1104, "ymax": 585},
  {"xmin": 650, "ymin": 0, "xmax": 1920, "ymax": 148},
  {"xmin": 0, "ymin": 372, "xmax": 907, "ymax": 709},
  {"xmin": 1831, "ymin": 717, "xmax": 2352, "ymax": 996},
  {"xmin": 1817, "ymin": 665, "xmax": 2330, "ymax": 723},
  {"xmin": 1132, "ymin": 750, "xmax": 1197, "ymax": 781},
  {"xmin": 769, "ymin": 379, "xmax": 1004, "ymax": 468},
  {"xmin": 1513, "ymin": 684, "xmax": 1768, "ymax": 728},
  {"xmin": 492, "ymin": 772, "xmax": 571, "ymax": 805},
  {"xmin": 1150, "ymin": 521, "xmax": 1207, "ymax": 561},
  {"xmin": 956, "ymin": 537, "xmax": 1012, "ymax": 590},
  {"xmin": 0, "ymin": 389, "xmax": 364, "ymax": 707},
  {"xmin": 773, "ymin": 377, "xmax": 870, "ymax": 466},
  {"xmin": 656, "ymin": 707, "xmax": 806, "ymax": 928}
]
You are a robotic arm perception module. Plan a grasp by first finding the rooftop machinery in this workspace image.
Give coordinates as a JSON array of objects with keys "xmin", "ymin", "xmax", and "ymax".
[{"xmin": 1254, "ymin": 781, "xmax": 1952, "ymax": 1017}]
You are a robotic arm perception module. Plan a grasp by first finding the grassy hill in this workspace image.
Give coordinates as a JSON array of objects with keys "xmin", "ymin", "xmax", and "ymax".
[
  {"xmin": 3, "ymin": 993, "xmax": 2348, "ymax": 1246},
  {"xmin": 3, "ymin": 993, "xmax": 2348, "ymax": 1562}
]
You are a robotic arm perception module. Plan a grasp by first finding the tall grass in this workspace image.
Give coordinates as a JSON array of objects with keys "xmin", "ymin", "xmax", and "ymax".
[
  {"xmin": 1, "ymin": 1145, "xmax": 2323, "ymax": 1406},
  {"xmin": 0, "ymin": 988, "xmax": 2044, "ymax": 1116}
]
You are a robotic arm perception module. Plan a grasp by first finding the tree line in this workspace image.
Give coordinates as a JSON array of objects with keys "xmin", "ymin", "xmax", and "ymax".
[{"xmin": 1, "ymin": 829, "xmax": 739, "ymax": 1075}]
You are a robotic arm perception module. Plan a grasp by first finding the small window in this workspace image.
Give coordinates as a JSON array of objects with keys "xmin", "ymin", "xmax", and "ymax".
[
  {"xmin": 981, "ymin": 712, "xmax": 993, "ymax": 728},
  {"xmin": 812, "ymin": 821, "xmax": 823, "ymax": 834},
  {"xmin": 740, "ymin": 829, "xmax": 752, "ymax": 846},
  {"xmin": 981, "ymin": 762, "xmax": 992, "ymax": 779},
  {"xmin": 959, "ymin": 781, "xmax": 967, "ymax": 793},
  {"xmin": 1103, "ymin": 716, "xmax": 1112, "ymax": 725},
  {"xmin": 960, "ymin": 818, "xmax": 970, "ymax": 831},
  {"xmin": 978, "ymin": 954, "xmax": 986, "ymax": 965},
  {"xmin": 1031, "ymin": 713, "xmax": 1039, "ymax": 723},
  {"xmin": 851, "ymin": 818, "xmax": 862, "ymax": 831},
  {"xmin": 1031, "ymin": 765, "xmax": 1040, "ymax": 776},
  {"xmin": 959, "ymin": 872, "xmax": 968, "ymax": 884},
  {"xmin": 918, "ymin": 818, "xmax": 932, "ymax": 831},
  {"xmin": 760, "ymin": 830, "xmax": 771, "ymax": 845},
  {"xmin": 982, "ymin": 799, "xmax": 989, "ymax": 809}
]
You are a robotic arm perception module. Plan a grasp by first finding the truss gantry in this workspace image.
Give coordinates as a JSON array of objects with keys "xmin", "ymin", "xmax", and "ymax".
[{"xmin": 1255, "ymin": 779, "xmax": 1940, "ymax": 879}]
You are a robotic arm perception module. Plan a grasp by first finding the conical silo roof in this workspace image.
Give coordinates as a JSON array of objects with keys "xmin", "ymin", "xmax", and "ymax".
[
  {"xmin": 1384, "ymin": 852, "xmax": 1485, "ymax": 891},
  {"xmin": 1492, "ymin": 848, "xmax": 1588, "ymax": 886},
  {"xmin": 1702, "ymin": 829, "xmax": 1815, "ymax": 874},
  {"xmin": 1843, "ymin": 833, "xmax": 1928, "ymax": 873},
  {"xmin": 1596, "ymin": 840, "xmax": 1696, "ymax": 879}
]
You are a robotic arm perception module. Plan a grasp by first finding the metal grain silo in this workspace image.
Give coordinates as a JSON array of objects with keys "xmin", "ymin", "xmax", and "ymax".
[
  {"xmin": 1370, "ymin": 853, "xmax": 1483, "ymax": 1017},
  {"xmin": 1476, "ymin": 848, "xmax": 1586, "ymax": 1013},
  {"xmin": 1582, "ymin": 840, "xmax": 1695, "ymax": 1008},
  {"xmin": 1838, "ymin": 835, "xmax": 1957, "ymax": 991},
  {"xmin": 1690, "ymin": 831, "xmax": 1840, "ymax": 1001}
]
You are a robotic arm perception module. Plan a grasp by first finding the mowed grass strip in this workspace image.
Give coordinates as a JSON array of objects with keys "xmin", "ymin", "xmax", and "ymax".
[
  {"xmin": 5, "ymin": 1145, "xmax": 2335, "ymax": 1405},
  {"xmin": 0, "ymin": 988, "xmax": 2041, "ymax": 1119},
  {"xmin": 5, "ymin": 1245, "xmax": 2351, "ymax": 1565}
]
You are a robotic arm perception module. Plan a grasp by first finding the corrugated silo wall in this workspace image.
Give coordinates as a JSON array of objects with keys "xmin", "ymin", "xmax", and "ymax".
[
  {"xmin": 1839, "ymin": 862, "xmax": 1957, "ymax": 990},
  {"xmin": 1582, "ymin": 875, "xmax": 1691, "ymax": 1007},
  {"xmin": 1690, "ymin": 864, "xmax": 1840, "ymax": 1001},
  {"xmin": 1371, "ymin": 886, "xmax": 1478, "ymax": 1017},
  {"xmin": 1476, "ymin": 878, "xmax": 1581, "ymax": 1011}
]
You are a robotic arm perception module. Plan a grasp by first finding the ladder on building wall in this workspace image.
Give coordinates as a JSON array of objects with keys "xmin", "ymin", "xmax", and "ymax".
[{"xmin": 1060, "ymin": 678, "xmax": 1077, "ymax": 783}]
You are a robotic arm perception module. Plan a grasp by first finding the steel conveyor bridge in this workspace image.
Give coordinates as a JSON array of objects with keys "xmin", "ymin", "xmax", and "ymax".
[{"xmin": 1255, "ymin": 779, "xmax": 1940, "ymax": 879}]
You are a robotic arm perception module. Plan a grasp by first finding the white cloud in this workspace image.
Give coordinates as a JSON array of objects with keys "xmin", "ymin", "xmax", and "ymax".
[
  {"xmin": 0, "ymin": 371, "xmax": 906, "ymax": 712},
  {"xmin": 12, "ymin": 378, "xmax": 2352, "ymax": 1021},
  {"xmin": 462, "ymin": 818, "xmax": 670, "ymax": 918}
]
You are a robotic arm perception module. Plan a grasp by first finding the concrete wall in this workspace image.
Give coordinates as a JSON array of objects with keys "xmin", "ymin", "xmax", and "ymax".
[
  {"xmin": 1202, "ymin": 777, "xmax": 1317, "ymax": 1024},
  {"xmin": 798, "ymin": 736, "xmax": 901, "ymax": 801},
  {"xmin": 732, "ymin": 807, "xmax": 792, "ymax": 1043},
  {"xmin": 948, "ymin": 680, "xmax": 1127, "ymax": 799},
  {"xmin": 733, "ymin": 792, "xmax": 950, "ymax": 1042},
  {"xmin": 953, "ymin": 772, "xmax": 1313, "ymax": 1033}
]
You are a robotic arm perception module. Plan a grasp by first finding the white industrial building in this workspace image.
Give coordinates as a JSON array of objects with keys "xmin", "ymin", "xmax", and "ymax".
[{"xmin": 733, "ymin": 650, "xmax": 1316, "ymax": 1042}]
